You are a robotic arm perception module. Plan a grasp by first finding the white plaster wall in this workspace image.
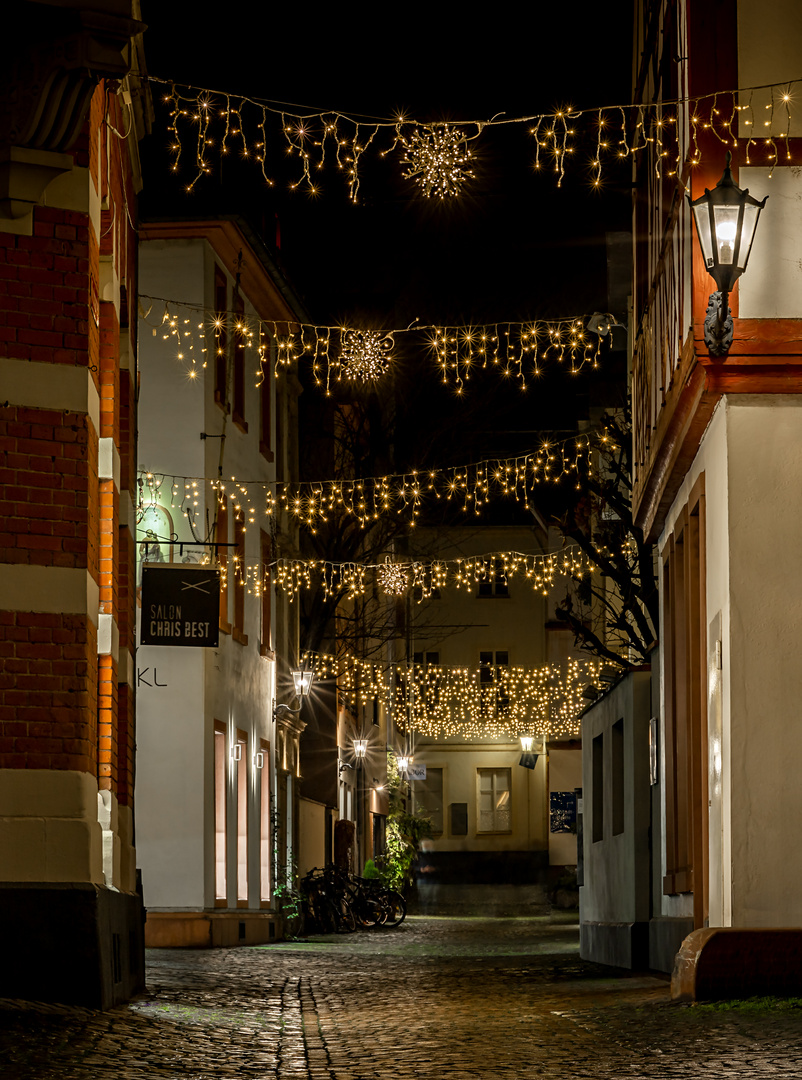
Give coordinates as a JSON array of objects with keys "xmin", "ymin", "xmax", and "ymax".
[
  {"xmin": 738, "ymin": 0, "xmax": 802, "ymax": 139},
  {"xmin": 549, "ymin": 748, "xmax": 581, "ymax": 866},
  {"xmin": 138, "ymin": 240, "xmax": 207, "ymax": 479},
  {"xmin": 661, "ymin": 395, "xmax": 802, "ymax": 927},
  {"xmin": 137, "ymin": 235, "xmax": 280, "ymax": 914},
  {"xmin": 135, "ymin": 646, "xmax": 206, "ymax": 908},
  {"xmin": 725, "ymin": 397, "xmax": 802, "ymax": 925},
  {"xmin": 738, "ymin": 167, "xmax": 802, "ymax": 319}
]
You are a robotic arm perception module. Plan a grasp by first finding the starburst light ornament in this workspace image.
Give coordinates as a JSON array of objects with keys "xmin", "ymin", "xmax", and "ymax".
[
  {"xmin": 401, "ymin": 125, "xmax": 475, "ymax": 198},
  {"xmin": 377, "ymin": 556, "xmax": 409, "ymax": 596},
  {"xmin": 339, "ymin": 330, "xmax": 393, "ymax": 382}
]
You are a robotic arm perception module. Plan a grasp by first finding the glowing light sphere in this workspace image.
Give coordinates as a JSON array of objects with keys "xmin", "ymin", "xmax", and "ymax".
[
  {"xmin": 401, "ymin": 125, "xmax": 474, "ymax": 198},
  {"xmin": 339, "ymin": 330, "xmax": 392, "ymax": 382},
  {"xmin": 377, "ymin": 556, "xmax": 409, "ymax": 596}
]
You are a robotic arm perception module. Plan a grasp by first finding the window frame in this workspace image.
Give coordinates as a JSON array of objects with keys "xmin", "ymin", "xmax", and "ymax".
[{"xmin": 476, "ymin": 767, "xmax": 512, "ymax": 835}]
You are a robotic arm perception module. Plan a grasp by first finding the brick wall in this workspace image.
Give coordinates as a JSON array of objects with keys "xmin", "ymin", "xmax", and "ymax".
[
  {"xmin": 0, "ymin": 78, "xmax": 137, "ymax": 816},
  {"xmin": 0, "ymin": 406, "xmax": 98, "ymax": 572},
  {"xmin": 0, "ymin": 611, "xmax": 98, "ymax": 774}
]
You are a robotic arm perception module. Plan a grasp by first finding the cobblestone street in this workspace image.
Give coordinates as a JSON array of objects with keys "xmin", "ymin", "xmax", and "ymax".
[{"xmin": 3, "ymin": 916, "xmax": 802, "ymax": 1078}]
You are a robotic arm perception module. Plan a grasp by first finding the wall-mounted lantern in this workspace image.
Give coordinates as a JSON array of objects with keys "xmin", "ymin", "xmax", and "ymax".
[
  {"xmin": 274, "ymin": 668, "xmax": 314, "ymax": 719},
  {"xmin": 689, "ymin": 152, "xmax": 767, "ymax": 356}
]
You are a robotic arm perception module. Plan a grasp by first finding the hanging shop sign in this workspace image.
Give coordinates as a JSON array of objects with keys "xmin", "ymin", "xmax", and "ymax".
[
  {"xmin": 140, "ymin": 565, "xmax": 220, "ymax": 647},
  {"xmin": 407, "ymin": 763, "xmax": 427, "ymax": 781}
]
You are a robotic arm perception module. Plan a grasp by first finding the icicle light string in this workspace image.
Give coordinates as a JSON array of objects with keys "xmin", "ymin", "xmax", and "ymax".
[
  {"xmin": 137, "ymin": 430, "xmax": 619, "ymax": 531},
  {"xmin": 301, "ymin": 652, "xmax": 604, "ymax": 739},
  {"xmin": 138, "ymin": 544, "xmax": 597, "ymax": 603},
  {"xmin": 138, "ymin": 295, "xmax": 611, "ymax": 390},
  {"xmin": 145, "ymin": 74, "xmax": 798, "ymax": 199}
]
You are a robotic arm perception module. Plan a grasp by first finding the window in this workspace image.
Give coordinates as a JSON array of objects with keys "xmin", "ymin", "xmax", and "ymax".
[
  {"xmin": 217, "ymin": 496, "xmax": 230, "ymax": 634},
  {"xmin": 259, "ymin": 331, "xmax": 274, "ymax": 462},
  {"xmin": 477, "ymin": 559, "xmax": 509, "ymax": 597},
  {"xmin": 232, "ymin": 291, "xmax": 247, "ymax": 431},
  {"xmin": 260, "ymin": 530, "xmax": 273, "ymax": 658},
  {"xmin": 214, "ymin": 266, "xmax": 228, "ymax": 410},
  {"xmin": 612, "ymin": 718, "xmax": 625, "ymax": 836},
  {"xmin": 412, "ymin": 767, "xmax": 443, "ymax": 835},
  {"xmin": 259, "ymin": 739, "xmax": 271, "ymax": 903},
  {"xmin": 232, "ymin": 509, "xmax": 248, "ymax": 645},
  {"xmin": 413, "ymin": 651, "xmax": 440, "ymax": 666},
  {"xmin": 236, "ymin": 729, "xmax": 248, "ymax": 904},
  {"xmin": 214, "ymin": 722, "xmax": 227, "ymax": 903},
  {"xmin": 477, "ymin": 768, "xmax": 511, "ymax": 833},
  {"xmin": 479, "ymin": 650, "xmax": 509, "ymax": 714},
  {"xmin": 592, "ymin": 732, "xmax": 604, "ymax": 842}
]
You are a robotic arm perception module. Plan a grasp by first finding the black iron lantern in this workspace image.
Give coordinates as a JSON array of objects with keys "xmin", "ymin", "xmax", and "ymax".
[{"xmin": 689, "ymin": 152, "xmax": 767, "ymax": 356}]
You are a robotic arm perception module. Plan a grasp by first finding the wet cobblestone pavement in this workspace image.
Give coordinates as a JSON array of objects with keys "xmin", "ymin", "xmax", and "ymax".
[{"xmin": 3, "ymin": 915, "xmax": 802, "ymax": 1078}]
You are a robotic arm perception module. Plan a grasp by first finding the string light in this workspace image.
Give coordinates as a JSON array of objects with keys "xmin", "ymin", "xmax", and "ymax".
[
  {"xmin": 137, "ymin": 433, "xmax": 608, "ymax": 531},
  {"xmin": 138, "ymin": 295, "xmax": 611, "ymax": 391},
  {"xmin": 146, "ymin": 75, "xmax": 798, "ymax": 199},
  {"xmin": 304, "ymin": 652, "xmax": 604, "ymax": 740}
]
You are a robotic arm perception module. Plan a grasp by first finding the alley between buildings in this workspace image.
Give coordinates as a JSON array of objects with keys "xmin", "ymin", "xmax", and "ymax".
[{"xmin": 2, "ymin": 915, "xmax": 802, "ymax": 1079}]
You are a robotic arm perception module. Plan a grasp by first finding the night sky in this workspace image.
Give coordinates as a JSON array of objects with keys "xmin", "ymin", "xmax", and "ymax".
[{"xmin": 138, "ymin": 4, "xmax": 634, "ymax": 456}]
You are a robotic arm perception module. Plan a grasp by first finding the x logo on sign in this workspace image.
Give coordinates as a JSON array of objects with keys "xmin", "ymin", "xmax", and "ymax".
[{"xmin": 181, "ymin": 579, "xmax": 212, "ymax": 594}]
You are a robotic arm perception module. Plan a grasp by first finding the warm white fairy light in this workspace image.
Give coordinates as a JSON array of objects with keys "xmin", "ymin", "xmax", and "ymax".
[
  {"xmin": 376, "ymin": 556, "xmax": 410, "ymax": 596},
  {"xmin": 305, "ymin": 652, "xmax": 605, "ymax": 740},
  {"xmin": 338, "ymin": 330, "xmax": 393, "ymax": 382},
  {"xmin": 151, "ymin": 75, "xmax": 798, "ymax": 199},
  {"xmin": 136, "ymin": 425, "xmax": 621, "ymax": 531},
  {"xmin": 396, "ymin": 124, "xmax": 475, "ymax": 198},
  {"xmin": 139, "ymin": 296, "xmax": 611, "ymax": 392}
]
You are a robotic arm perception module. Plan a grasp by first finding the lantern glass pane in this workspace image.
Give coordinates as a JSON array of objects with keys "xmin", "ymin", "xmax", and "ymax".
[
  {"xmin": 736, "ymin": 203, "xmax": 760, "ymax": 270},
  {"xmin": 292, "ymin": 670, "xmax": 313, "ymax": 697},
  {"xmin": 713, "ymin": 205, "xmax": 739, "ymax": 264},
  {"xmin": 692, "ymin": 203, "xmax": 715, "ymax": 268}
]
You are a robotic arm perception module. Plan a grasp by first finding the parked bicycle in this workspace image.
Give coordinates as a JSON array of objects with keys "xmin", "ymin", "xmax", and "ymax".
[{"xmin": 300, "ymin": 866, "xmax": 356, "ymax": 934}]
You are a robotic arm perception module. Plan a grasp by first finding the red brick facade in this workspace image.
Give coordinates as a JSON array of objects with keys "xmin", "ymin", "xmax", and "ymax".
[{"xmin": 0, "ymin": 81, "xmax": 139, "ymax": 809}]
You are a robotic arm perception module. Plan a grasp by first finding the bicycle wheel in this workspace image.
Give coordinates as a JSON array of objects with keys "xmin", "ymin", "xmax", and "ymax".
[
  {"xmin": 334, "ymin": 897, "xmax": 357, "ymax": 933},
  {"xmin": 355, "ymin": 894, "xmax": 385, "ymax": 927},
  {"xmin": 383, "ymin": 890, "xmax": 407, "ymax": 927}
]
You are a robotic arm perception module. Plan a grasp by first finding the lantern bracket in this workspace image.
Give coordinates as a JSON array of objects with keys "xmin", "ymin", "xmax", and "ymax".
[{"xmin": 704, "ymin": 291, "xmax": 734, "ymax": 357}]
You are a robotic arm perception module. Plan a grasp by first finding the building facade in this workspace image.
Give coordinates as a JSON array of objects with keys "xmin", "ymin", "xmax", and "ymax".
[
  {"xmin": 0, "ymin": 1, "xmax": 151, "ymax": 1007},
  {"xmin": 135, "ymin": 217, "xmax": 306, "ymax": 946},
  {"xmin": 398, "ymin": 526, "xmax": 581, "ymax": 896},
  {"xmin": 629, "ymin": 0, "xmax": 802, "ymax": 979}
]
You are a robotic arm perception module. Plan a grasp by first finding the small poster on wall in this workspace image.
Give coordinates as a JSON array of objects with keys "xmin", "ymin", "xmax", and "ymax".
[
  {"xmin": 140, "ymin": 565, "xmax": 220, "ymax": 647},
  {"xmin": 550, "ymin": 791, "xmax": 577, "ymax": 833}
]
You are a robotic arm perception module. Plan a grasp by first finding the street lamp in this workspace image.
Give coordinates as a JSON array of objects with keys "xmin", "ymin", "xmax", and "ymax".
[
  {"xmin": 689, "ymin": 151, "xmax": 767, "ymax": 356},
  {"xmin": 352, "ymin": 737, "xmax": 368, "ymax": 873}
]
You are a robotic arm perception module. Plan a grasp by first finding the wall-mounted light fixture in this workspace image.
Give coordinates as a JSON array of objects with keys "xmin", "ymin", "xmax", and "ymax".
[
  {"xmin": 519, "ymin": 734, "xmax": 539, "ymax": 770},
  {"xmin": 338, "ymin": 760, "xmax": 353, "ymax": 776},
  {"xmin": 689, "ymin": 152, "xmax": 767, "ymax": 356},
  {"xmin": 274, "ymin": 668, "xmax": 315, "ymax": 719},
  {"xmin": 231, "ymin": 743, "xmax": 242, "ymax": 762},
  {"xmin": 397, "ymin": 755, "xmax": 410, "ymax": 774},
  {"xmin": 353, "ymin": 738, "xmax": 368, "ymax": 759},
  {"xmin": 254, "ymin": 751, "xmax": 265, "ymax": 770},
  {"xmin": 372, "ymin": 778, "xmax": 385, "ymax": 791}
]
